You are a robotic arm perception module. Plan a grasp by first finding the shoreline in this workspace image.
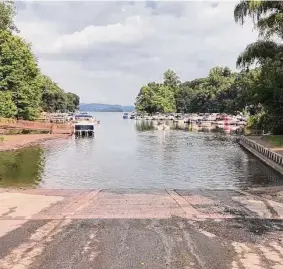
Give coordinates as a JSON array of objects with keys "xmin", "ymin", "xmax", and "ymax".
[
  {"xmin": 247, "ymin": 135, "xmax": 283, "ymax": 156},
  {"xmin": 0, "ymin": 134, "xmax": 70, "ymax": 152},
  {"xmin": 238, "ymin": 135, "xmax": 283, "ymax": 176}
]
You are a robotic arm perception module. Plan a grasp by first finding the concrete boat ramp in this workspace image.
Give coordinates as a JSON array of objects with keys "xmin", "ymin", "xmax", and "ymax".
[{"xmin": 1, "ymin": 188, "xmax": 283, "ymax": 269}]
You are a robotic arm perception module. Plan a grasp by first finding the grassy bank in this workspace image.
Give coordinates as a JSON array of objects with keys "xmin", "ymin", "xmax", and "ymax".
[{"xmin": 263, "ymin": 135, "xmax": 283, "ymax": 147}]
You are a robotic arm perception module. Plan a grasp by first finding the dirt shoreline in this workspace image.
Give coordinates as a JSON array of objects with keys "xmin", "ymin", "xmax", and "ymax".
[{"xmin": 0, "ymin": 134, "xmax": 70, "ymax": 151}]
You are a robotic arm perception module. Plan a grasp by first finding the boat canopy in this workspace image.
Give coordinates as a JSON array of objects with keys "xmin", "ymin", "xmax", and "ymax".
[{"xmin": 75, "ymin": 114, "xmax": 93, "ymax": 118}]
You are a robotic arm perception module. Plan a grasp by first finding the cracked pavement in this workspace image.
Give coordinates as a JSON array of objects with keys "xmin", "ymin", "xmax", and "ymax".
[{"xmin": 0, "ymin": 188, "xmax": 283, "ymax": 269}]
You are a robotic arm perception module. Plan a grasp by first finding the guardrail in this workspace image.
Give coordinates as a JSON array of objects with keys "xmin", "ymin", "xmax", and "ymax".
[{"xmin": 239, "ymin": 135, "xmax": 283, "ymax": 167}]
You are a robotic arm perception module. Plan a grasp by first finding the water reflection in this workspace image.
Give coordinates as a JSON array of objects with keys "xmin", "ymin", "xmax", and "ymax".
[
  {"xmin": 135, "ymin": 119, "xmax": 245, "ymax": 135},
  {"xmin": 0, "ymin": 146, "xmax": 44, "ymax": 187},
  {"xmin": 135, "ymin": 120, "xmax": 155, "ymax": 131}
]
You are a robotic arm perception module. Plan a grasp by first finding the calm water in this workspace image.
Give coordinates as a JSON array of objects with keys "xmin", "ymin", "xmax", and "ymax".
[{"xmin": 0, "ymin": 112, "xmax": 282, "ymax": 189}]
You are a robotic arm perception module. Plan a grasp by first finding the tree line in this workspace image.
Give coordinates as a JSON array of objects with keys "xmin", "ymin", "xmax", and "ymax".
[
  {"xmin": 135, "ymin": 0, "xmax": 283, "ymax": 134},
  {"xmin": 0, "ymin": 1, "xmax": 79, "ymax": 120}
]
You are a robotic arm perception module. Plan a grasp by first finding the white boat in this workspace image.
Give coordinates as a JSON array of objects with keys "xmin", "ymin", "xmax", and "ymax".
[
  {"xmin": 216, "ymin": 121, "xmax": 225, "ymax": 126},
  {"xmin": 74, "ymin": 121, "xmax": 95, "ymax": 137},
  {"xmin": 152, "ymin": 115, "xmax": 159, "ymax": 120},
  {"xmin": 129, "ymin": 113, "xmax": 135, "ymax": 119},
  {"xmin": 167, "ymin": 115, "xmax": 175, "ymax": 120},
  {"xmin": 74, "ymin": 112, "xmax": 94, "ymax": 121},
  {"xmin": 205, "ymin": 115, "xmax": 217, "ymax": 122},
  {"xmin": 184, "ymin": 117, "xmax": 190, "ymax": 123},
  {"xmin": 135, "ymin": 115, "xmax": 142, "ymax": 120},
  {"xmin": 123, "ymin": 112, "xmax": 129, "ymax": 119}
]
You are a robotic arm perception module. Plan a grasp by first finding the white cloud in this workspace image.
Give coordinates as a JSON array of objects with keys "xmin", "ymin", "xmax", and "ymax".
[
  {"xmin": 50, "ymin": 16, "xmax": 154, "ymax": 53},
  {"xmin": 15, "ymin": 1, "xmax": 258, "ymax": 105}
]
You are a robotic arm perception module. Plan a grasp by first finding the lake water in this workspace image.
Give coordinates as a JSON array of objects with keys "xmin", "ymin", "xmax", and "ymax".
[{"xmin": 0, "ymin": 112, "xmax": 282, "ymax": 189}]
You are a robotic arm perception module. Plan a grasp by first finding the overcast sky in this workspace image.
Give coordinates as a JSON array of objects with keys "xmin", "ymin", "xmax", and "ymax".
[{"xmin": 15, "ymin": 1, "xmax": 258, "ymax": 105}]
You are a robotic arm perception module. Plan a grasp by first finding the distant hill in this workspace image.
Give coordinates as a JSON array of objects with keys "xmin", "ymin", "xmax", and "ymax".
[{"xmin": 79, "ymin": 103, "xmax": 135, "ymax": 112}]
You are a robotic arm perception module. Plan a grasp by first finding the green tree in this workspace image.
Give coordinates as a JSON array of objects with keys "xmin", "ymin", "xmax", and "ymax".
[
  {"xmin": 0, "ymin": 30, "xmax": 41, "ymax": 120},
  {"xmin": 135, "ymin": 84, "xmax": 157, "ymax": 113},
  {"xmin": 0, "ymin": 91, "xmax": 17, "ymax": 117},
  {"xmin": 176, "ymin": 67, "xmax": 244, "ymax": 114},
  {"xmin": 234, "ymin": 0, "xmax": 283, "ymax": 133},
  {"xmin": 136, "ymin": 66, "xmax": 260, "ymax": 116},
  {"xmin": 152, "ymin": 85, "xmax": 176, "ymax": 113},
  {"xmin": 0, "ymin": 0, "xmax": 17, "ymax": 32},
  {"xmin": 234, "ymin": 0, "xmax": 283, "ymax": 39},
  {"xmin": 0, "ymin": 1, "xmax": 79, "ymax": 119},
  {"xmin": 163, "ymin": 69, "xmax": 180, "ymax": 91},
  {"xmin": 135, "ymin": 81, "xmax": 176, "ymax": 114},
  {"xmin": 66, "ymin": 92, "xmax": 80, "ymax": 112},
  {"xmin": 40, "ymin": 75, "xmax": 79, "ymax": 113}
]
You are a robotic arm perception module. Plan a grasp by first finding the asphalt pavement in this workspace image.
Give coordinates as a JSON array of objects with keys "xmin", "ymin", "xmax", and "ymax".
[{"xmin": 0, "ymin": 188, "xmax": 283, "ymax": 269}]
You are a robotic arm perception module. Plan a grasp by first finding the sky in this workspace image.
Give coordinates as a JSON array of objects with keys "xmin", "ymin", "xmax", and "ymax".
[{"xmin": 15, "ymin": 1, "xmax": 258, "ymax": 105}]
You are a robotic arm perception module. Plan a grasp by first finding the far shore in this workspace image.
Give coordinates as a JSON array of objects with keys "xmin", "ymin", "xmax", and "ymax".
[{"xmin": 0, "ymin": 134, "xmax": 70, "ymax": 152}]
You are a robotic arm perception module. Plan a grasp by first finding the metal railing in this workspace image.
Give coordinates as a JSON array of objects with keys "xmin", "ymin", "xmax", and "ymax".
[{"xmin": 239, "ymin": 135, "xmax": 283, "ymax": 167}]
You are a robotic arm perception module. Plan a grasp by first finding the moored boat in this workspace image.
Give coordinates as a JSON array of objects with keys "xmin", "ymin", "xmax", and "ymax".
[
  {"xmin": 74, "ymin": 112, "xmax": 94, "ymax": 121},
  {"xmin": 129, "ymin": 113, "xmax": 135, "ymax": 119},
  {"xmin": 74, "ymin": 121, "xmax": 95, "ymax": 137},
  {"xmin": 123, "ymin": 112, "xmax": 129, "ymax": 119}
]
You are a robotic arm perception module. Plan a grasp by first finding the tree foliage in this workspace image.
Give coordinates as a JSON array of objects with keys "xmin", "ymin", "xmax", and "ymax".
[
  {"xmin": 136, "ymin": 67, "xmax": 258, "ymax": 115},
  {"xmin": 135, "ymin": 70, "xmax": 178, "ymax": 113},
  {"xmin": 0, "ymin": 91, "xmax": 17, "ymax": 117},
  {"xmin": 234, "ymin": 0, "xmax": 283, "ymax": 39},
  {"xmin": 0, "ymin": 1, "xmax": 79, "ymax": 120},
  {"xmin": 0, "ymin": 0, "xmax": 17, "ymax": 32},
  {"xmin": 175, "ymin": 67, "xmax": 259, "ymax": 114},
  {"xmin": 234, "ymin": 0, "xmax": 283, "ymax": 134}
]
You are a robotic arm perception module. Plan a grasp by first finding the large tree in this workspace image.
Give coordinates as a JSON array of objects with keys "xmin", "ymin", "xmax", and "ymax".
[
  {"xmin": 0, "ymin": 0, "xmax": 80, "ymax": 120},
  {"xmin": 0, "ymin": 30, "xmax": 41, "ymax": 119},
  {"xmin": 234, "ymin": 0, "xmax": 283, "ymax": 133}
]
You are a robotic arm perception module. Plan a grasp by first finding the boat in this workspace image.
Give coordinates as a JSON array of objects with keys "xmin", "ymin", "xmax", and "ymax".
[
  {"xmin": 129, "ymin": 113, "xmax": 135, "ymax": 119},
  {"xmin": 184, "ymin": 116, "xmax": 191, "ymax": 123},
  {"xmin": 74, "ymin": 121, "xmax": 95, "ymax": 137},
  {"xmin": 74, "ymin": 112, "xmax": 94, "ymax": 122},
  {"xmin": 135, "ymin": 115, "xmax": 142, "ymax": 120},
  {"xmin": 123, "ymin": 112, "xmax": 129, "ymax": 119},
  {"xmin": 152, "ymin": 115, "xmax": 159, "ymax": 120},
  {"xmin": 167, "ymin": 114, "xmax": 175, "ymax": 120},
  {"xmin": 216, "ymin": 121, "xmax": 225, "ymax": 126}
]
